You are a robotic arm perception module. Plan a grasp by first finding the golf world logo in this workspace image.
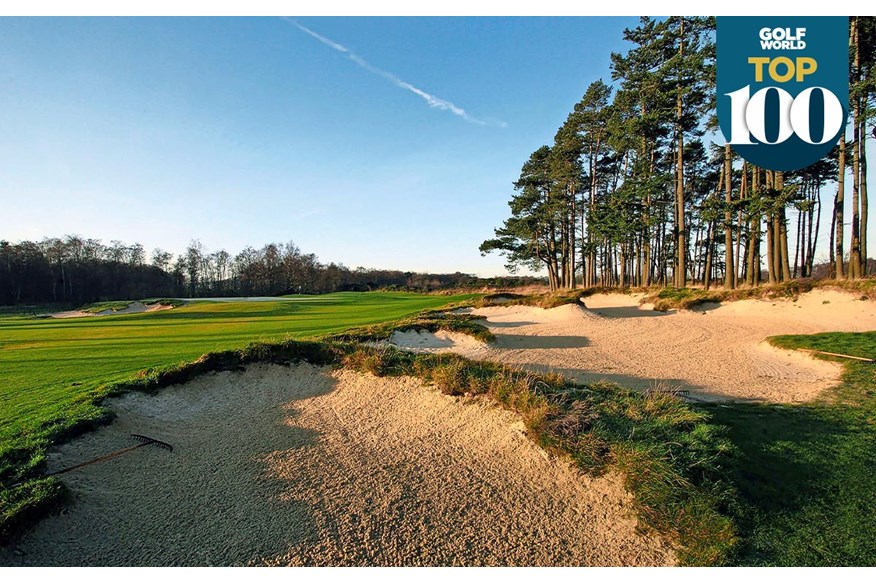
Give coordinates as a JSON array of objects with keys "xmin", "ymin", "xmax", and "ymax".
[{"xmin": 717, "ymin": 17, "xmax": 849, "ymax": 171}]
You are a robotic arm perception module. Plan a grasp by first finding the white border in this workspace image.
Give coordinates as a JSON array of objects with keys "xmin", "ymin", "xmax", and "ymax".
[{"xmin": 1, "ymin": 2, "xmax": 872, "ymax": 17}]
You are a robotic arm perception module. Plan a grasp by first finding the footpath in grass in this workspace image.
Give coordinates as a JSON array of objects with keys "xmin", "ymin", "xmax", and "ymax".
[{"xmin": 705, "ymin": 331, "xmax": 876, "ymax": 566}]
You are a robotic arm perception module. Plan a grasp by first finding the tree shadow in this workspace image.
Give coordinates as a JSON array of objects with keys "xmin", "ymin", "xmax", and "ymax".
[
  {"xmin": 588, "ymin": 306, "xmax": 670, "ymax": 319},
  {"xmin": 494, "ymin": 335, "xmax": 591, "ymax": 349},
  {"xmin": 689, "ymin": 301, "xmax": 722, "ymax": 313},
  {"xmin": 703, "ymin": 401, "xmax": 876, "ymax": 566},
  {"xmin": 481, "ymin": 320, "xmax": 538, "ymax": 328},
  {"xmin": 510, "ymin": 361, "xmax": 717, "ymax": 397}
]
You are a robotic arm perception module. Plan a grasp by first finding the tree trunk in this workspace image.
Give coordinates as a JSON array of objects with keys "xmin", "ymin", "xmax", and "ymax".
[
  {"xmin": 724, "ymin": 144, "xmax": 735, "ymax": 288},
  {"xmin": 808, "ymin": 190, "xmax": 821, "ymax": 277},
  {"xmin": 836, "ymin": 135, "xmax": 846, "ymax": 279},
  {"xmin": 829, "ymin": 194, "xmax": 837, "ymax": 278},
  {"xmin": 849, "ymin": 16, "xmax": 863, "ymax": 278},
  {"xmin": 619, "ymin": 245, "xmax": 627, "ymax": 289},
  {"xmin": 862, "ymin": 118, "xmax": 869, "ymax": 274},
  {"xmin": 774, "ymin": 172, "xmax": 792, "ymax": 282},
  {"xmin": 580, "ymin": 197, "xmax": 588, "ymax": 287},
  {"xmin": 793, "ymin": 206, "xmax": 803, "ymax": 278},
  {"xmin": 704, "ymin": 221, "xmax": 715, "ymax": 290},
  {"xmin": 643, "ymin": 145, "xmax": 655, "ymax": 287},
  {"xmin": 747, "ymin": 165, "xmax": 762, "ymax": 286},
  {"xmin": 765, "ymin": 170, "xmax": 777, "ymax": 284},
  {"xmin": 736, "ymin": 162, "xmax": 746, "ymax": 286},
  {"xmin": 675, "ymin": 16, "xmax": 687, "ymax": 288},
  {"xmin": 569, "ymin": 188, "xmax": 577, "ymax": 288}
]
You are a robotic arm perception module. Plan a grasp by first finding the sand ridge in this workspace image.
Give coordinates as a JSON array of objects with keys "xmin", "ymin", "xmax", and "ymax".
[
  {"xmin": 426, "ymin": 289, "xmax": 876, "ymax": 403},
  {"xmin": 50, "ymin": 301, "xmax": 174, "ymax": 319},
  {"xmin": 385, "ymin": 329, "xmax": 487, "ymax": 353},
  {"xmin": 1, "ymin": 363, "xmax": 674, "ymax": 566}
]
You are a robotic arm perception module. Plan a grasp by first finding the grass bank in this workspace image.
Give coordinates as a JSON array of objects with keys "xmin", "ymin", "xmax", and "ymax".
[
  {"xmin": 328, "ymin": 309, "xmax": 495, "ymax": 344},
  {"xmin": 475, "ymin": 289, "xmax": 588, "ymax": 309},
  {"xmin": 704, "ymin": 331, "xmax": 876, "ymax": 565}
]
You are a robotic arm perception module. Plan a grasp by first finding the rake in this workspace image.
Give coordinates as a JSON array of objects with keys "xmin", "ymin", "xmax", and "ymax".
[{"xmin": 46, "ymin": 434, "xmax": 173, "ymax": 477}]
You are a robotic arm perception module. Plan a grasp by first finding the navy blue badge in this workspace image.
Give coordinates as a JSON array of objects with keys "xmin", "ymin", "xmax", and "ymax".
[{"xmin": 717, "ymin": 17, "xmax": 849, "ymax": 171}]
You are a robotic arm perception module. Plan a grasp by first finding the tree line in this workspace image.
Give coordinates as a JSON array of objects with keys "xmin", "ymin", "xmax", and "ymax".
[
  {"xmin": 482, "ymin": 16, "xmax": 875, "ymax": 290},
  {"xmin": 0, "ymin": 236, "xmax": 538, "ymax": 306}
]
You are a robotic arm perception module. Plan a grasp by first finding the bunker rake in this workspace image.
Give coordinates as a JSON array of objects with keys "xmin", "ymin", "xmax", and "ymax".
[{"xmin": 46, "ymin": 434, "xmax": 173, "ymax": 477}]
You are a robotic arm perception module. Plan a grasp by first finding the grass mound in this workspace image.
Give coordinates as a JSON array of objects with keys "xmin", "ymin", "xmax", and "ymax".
[
  {"xmin": 328, "ymin": 310, "xmax": 495, "ymax": 344},
  {"xmin": 143, "ymin": 298, "xmax": 186, "ymax": 308},
  {"xmin": 474, "ymin": 289, "xmax": 585, "ymax": 310},
  {"xmin": 78, "ymin": 301, "xmax": 134, "ymax": 314}
]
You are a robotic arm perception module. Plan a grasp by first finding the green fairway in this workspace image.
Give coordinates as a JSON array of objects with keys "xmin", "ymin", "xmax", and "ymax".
[
  {"xmin": 0, "ymin": 292, "xmax": 474, "ymax": 478},
  {"xmin": 706, "ymin": 332, "xmax": 876, "ymax": 566}
]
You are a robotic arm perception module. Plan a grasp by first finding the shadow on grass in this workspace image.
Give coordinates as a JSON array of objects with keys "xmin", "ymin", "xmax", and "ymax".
[{"xmin": 704, "ymin": 397, "xmax": 876, "ymax": 566}]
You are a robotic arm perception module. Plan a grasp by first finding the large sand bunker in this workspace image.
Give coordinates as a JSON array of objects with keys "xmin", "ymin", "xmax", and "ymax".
[
  {"xmin": 50, "ymin": 301, "xmax": 173, "ymax": 319},
  {"xmin": 436, "ymin": 289, "xmax": 876, "ymax": 403},
  {"xmin": 1, "ymin": 364, "xmax": 673, "ymax": 566}
]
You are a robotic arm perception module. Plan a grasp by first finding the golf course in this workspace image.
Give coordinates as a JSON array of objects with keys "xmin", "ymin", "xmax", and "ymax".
[
  {"xmin": 2, "ymin": 13, "xmax": 876, "ymax": 570},
  {"xmin": 1, "ymin": 285, "xmax": 874, "ymax": 566}
]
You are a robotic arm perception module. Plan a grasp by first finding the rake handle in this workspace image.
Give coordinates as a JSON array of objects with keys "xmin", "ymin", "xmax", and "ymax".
[{"xmin": 46, "ymin": 442, "xmax": 152, "ymax": 477}]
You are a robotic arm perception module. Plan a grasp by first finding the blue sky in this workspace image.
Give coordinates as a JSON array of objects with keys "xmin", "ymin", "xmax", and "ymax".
[
  {"xmin": 1, "ymin": 17, "xmax": 872, "ymax": 275},
  {"xmin": 0, "ymin": 17, "xmax": 640, "ymax": 275}
]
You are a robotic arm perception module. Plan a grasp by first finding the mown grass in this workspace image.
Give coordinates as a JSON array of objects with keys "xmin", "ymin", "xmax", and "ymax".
[
  {"xmin": 703, "ymin": 332, "xmax": 876, "ymax": 566},
  {"xmin": 341, "ymin": 347, "xmax": 738, "ymax": 565},
  {"xmin": 0, "ymin": 292, "xmax": 476, "ymax": 539}
]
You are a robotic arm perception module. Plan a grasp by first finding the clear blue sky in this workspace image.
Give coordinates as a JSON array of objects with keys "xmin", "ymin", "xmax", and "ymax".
[
  {"xmin": 1, "ymin": 17, "xmax": 872, "ymax": 275},
  {"xmin": 0, "ymin": 16, "xmax": 640, "ymax": 275}
]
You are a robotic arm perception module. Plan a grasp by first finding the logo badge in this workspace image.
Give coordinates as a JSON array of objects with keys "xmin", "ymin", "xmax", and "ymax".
[{"xmin": 717, "ymin": 17, "xmax": 849, "ymax": 171}]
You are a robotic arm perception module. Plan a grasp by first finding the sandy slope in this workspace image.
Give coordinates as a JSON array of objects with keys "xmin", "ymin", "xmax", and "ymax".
[
  {"xmin": 386, "ymin": 329, "xmax": 486, "ymax": 353},
  {"xmin": 50, "ymin": 301, "xmax": 173, "ymax": 319},
  {"xmin": 412, "ymin": 289, "xmax": 875, "ymax": 403},
  {"xmin": 1, "ymin": 364, "xmax": 673, "ymax": 567}
]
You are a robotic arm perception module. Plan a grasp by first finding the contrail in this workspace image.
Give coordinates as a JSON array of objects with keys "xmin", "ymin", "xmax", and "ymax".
[{"xmin": 284, "ymin": 18, "xmax": 503, "ymax": 127}]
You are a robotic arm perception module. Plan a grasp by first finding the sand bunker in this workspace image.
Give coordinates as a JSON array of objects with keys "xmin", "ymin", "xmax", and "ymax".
[
  {"xmin": 1, "ymin": 364, "xmax": 673, "ymax": 566},
  {"xmin": 50, "ymin": 301, "xmax": 173, "ymax": 319},
  {"xmin": 387, "ymin": 329, "xmax": 487, "ymax": 353},
  {"xmin": 446, "ymin": 289, "xmax": 876, "ymax": 403}
]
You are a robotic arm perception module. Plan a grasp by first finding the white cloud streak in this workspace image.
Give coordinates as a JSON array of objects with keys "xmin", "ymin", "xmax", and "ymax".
[{"xmin": 284, "ymin": 18, "xmax": 504, "ymax": 127}]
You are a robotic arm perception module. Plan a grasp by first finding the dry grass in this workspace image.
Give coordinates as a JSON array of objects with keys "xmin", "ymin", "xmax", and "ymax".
[{"xmin": 640, "ymin": 278, "xmax": 876, "ymax": 311}]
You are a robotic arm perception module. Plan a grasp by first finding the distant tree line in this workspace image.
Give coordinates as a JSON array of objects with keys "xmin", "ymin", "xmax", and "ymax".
[
  {"xmin": 482, "ymin": 16, "xmax": 875, "ymax": 290},
  {"xmin": 0, "ymin": 236, "xmax": 543, "ymax": 306}
]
